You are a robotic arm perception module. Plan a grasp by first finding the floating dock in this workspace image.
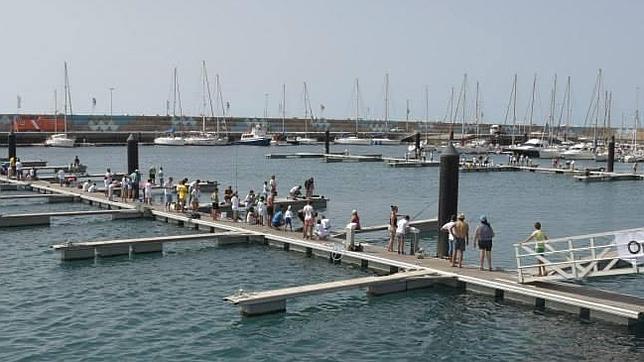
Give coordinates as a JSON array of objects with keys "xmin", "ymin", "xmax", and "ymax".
[
  {"xmin": 0, "ymin": 209, "xmax": 144, "ymax": 227},
  {"xmin": 2, "ymin": 175, "xmax": 643, "ymax": 330}
]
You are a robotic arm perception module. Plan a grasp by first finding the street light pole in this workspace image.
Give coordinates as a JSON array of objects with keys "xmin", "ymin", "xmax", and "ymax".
[{"xmin": 109, "ymin": 87, "xmax": 115, "ymax": 122}]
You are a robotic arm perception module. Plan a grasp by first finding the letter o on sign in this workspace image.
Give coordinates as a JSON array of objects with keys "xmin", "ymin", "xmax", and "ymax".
[{"xmin": 627, "ymin": 240, "xmax": 642, "ymax": 255}]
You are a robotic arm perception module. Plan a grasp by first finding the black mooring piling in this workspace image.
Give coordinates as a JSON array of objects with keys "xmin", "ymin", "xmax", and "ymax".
[
  {"xmin": 415, "ymin": 132, "xmax": 421, "ymax": 158},
  {"xmin": 127, "ymin": 134, "xmax": 139, "ymax": 175},
  {"xmin": 324, "ymin": 129, "xmax": 330, "ymax": 154},
  {"xmin": 607, "ymin": 135, "xmax": 615, "ymax": 173},
  {"xmin": 437, "ymin": 143, "xmax": 459, "ymax": 257}
]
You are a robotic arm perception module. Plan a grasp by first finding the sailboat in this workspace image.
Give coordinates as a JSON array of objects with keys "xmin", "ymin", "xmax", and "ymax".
[
  {"xmin": 45, "ymin": 62, "xmax": 76, "ymax": 147},
  {"xmin": 295, "ymin": 81, "xmax": 318, "ymax": 145},
  {"xmin": 155, "ymin": 67, "xmax": 186, "ymax": 146},
  {"xmin": 335, "ymin": 78, "xmax": 372, "ymax": 145},
  {"xmin": 185, "ymin": 61, "xmax": 228, "ymax": 146},
  {"xmin": 370, "ymin": 73, "xmax": 400, "ymax": 145}
]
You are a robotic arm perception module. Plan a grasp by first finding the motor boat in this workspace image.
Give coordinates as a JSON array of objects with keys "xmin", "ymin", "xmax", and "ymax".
[
  {"xmin": 508, "ymin": 138, "xmax": 549, "ymax": 158},
  {"xmin": 560, "ymin": 143, "xmax": 595, "ymax": 160},
  {"xmin": 154, "ymin": 134, "xmax": 185, "ymax": 146},
  {"xmin": 236, "ymin": 124, "xmax": 271, "ymax": 146},
  {"xmin": 45, "ymin": 133, "xmax": 75, "ymax": 148}
]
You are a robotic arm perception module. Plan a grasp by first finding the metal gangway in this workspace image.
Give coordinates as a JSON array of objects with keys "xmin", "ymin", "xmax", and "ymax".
[{"xmin": 514, "ymin": 227, "xmax": 644, "ymax": 283}]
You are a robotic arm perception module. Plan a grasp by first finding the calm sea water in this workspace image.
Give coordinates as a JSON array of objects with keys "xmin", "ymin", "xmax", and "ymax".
[{"xmin": 1, "ymin": 144, "xmax": 642, "ymax": 361}]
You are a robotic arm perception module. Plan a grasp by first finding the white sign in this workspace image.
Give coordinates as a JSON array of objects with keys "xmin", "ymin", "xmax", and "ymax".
[{"xmin": 615, "ymin": 232, "xmax": 644, "ymax": 263}]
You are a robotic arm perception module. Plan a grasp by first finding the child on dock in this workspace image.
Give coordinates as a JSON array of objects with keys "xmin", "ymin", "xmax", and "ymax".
[
  {"xmin": 523, "ymin": 222, "xmax": 548, "ymax": 276},
  {"xmin": 284, "ymin": 205, "xmax": 293, "ymax": 231}
]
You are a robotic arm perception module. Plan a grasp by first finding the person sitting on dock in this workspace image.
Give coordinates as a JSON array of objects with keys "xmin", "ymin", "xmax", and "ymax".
[
  {"xmin": 284, "ymin": 205, "xmax": 293, "ymax": 231},
  {"xmin": 87, "ymin": 182, "xmax": 97, "ymax": 193},
  {"xmin": 302, "ymin": 201, "xmax": 315, "ymax": 240},
  {"xmin": 164, "ymin": 177, "xmax": 174, "ymax": 211},
  {"xmin": 440, "ymin": 215, "xmax": 457, "ymax": 259},
  {"xmin": 350, "ymin": 209, "xmax": 361, "ymax": 230},
  {"xmin": 315, "ymin": 215, "xmax": 331, "ymax": 240},
  {"xmin": 396, "ymin": 215, "xmax": 410, "ymax": 254},
  {"xmin": 271, "ymin": 206, "xmax": 284, "ymax": 229},
  {"xmin": 289, "ymin": 185, "xmax": 302, "ymax": 199},
  {"xmin": 451, "ymin": 213, "xmax": 469, "ymax": 268},
  {"xmin": 474, "ymin": 215, "xmax": 495, "ymax": 271},
  {"xmin": 246, "ymin": 206, "xmax": 257, "ymax": 224},
  {"xmin": 523, "ymin": 222, "xmax": 548, "ymax": 277},
  {"xmin": 82, "ymin": 179, "xmax": 91, "ymax": 192}
]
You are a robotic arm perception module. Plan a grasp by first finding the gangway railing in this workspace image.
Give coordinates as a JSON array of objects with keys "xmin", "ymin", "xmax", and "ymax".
[{"xmin": 513, "ymin": 227, "xmax": 644, "ymax": 283}]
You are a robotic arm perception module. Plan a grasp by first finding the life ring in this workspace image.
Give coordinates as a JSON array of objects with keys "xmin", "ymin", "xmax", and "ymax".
[{"xmin": 627, "ymin": 240, "xmax": 641, "ymax": 255}]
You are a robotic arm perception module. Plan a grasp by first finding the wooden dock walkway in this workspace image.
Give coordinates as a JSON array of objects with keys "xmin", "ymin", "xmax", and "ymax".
[{"xmin": 1, "ymin": 175, "xmax": 643, "ymax": 328}]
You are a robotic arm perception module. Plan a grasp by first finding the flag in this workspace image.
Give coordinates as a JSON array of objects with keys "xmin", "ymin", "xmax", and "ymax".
[
  {"xmin": 17, "ymin": 95, "xmax": 21, "ymax": 109},
  {"xmin": 320, "ymin": 104, "xmax": 325, "ymax": 111},
  {"xmin": 92, "ymin": 97, "xmax": 97, "ymax": 107}
]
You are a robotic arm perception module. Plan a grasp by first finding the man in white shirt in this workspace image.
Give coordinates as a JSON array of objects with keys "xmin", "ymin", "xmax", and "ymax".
[
  {"xmin": 396, "ymin": 215, "xmax": 410, "ymax": 254},
  {"xmin": 302, "ymin": 201, "xmax": 315, "ymax": 239},
  {"xmin": 440, "ymin": 215, "xmax": 458, "ymax": 259},
  {"xmin": 316, "ymin": 215, "xmax": 331, "ymax": 240},
  {"xmin": 231, "ymin": 193, "xmax": 240, "ymax": 222}
]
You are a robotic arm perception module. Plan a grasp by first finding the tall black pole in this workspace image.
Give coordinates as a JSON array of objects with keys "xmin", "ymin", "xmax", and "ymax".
[
  {"xmin": 415, "ymin": 132, "xmax": 420, "ymax": 158},
  {"xmin": 127, "ymin": 134, "xmax": 139, "ymax": 175},
  {"xmin": 8, "ymin": 131, "xmax": 16, "ymax": 175},
  {"xmin": 324, "ymin": 129, "xmax": 330, "ymax": 154},
  {"xmin": 607, "ymin": 135, "xmax": 615, "ymax": 173},
  {"xmin": 437, "ymin": 143, "xmax": 459, "ymax": 257}
]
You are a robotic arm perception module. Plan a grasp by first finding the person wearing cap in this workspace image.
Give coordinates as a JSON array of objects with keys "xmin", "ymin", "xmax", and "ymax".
[
  {"xmin": 474, "ymin": 215, "xmax": 495, "ymax": 271},
  {"xmin": 452, "ymin": 213, "xmax": 469, "ymax": 268},
  {"xmin": 350, "ymin": 209, "xmax": 361, "ymax": 230}
]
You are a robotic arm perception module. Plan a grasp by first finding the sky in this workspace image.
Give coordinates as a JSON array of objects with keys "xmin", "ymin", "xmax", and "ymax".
[{"xmin": 2, "ymin": 0, "xmax": 644, "ymax": 126}]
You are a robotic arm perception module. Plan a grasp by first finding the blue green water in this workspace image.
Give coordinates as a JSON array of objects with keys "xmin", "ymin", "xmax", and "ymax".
[{"xmin": 1, "ymin": 145, "xmax": 642, "ymax": 361}]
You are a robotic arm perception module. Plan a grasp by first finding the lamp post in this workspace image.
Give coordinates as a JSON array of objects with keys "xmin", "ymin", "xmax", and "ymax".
[{"xmin": 109, "ymin": 87, "xmax": 115, "ymax": 122}]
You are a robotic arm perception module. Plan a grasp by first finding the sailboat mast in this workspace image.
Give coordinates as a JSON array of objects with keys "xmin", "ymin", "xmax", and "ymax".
[
  {"xmin": 54, "ymin": 89, "xmax": 58, "ymax": 133},
  {"xmin": 528, "ymin": 74, "xmax": 536, "ymax": 135},
  {"xmin": 303, "ymin": 81, "xmax": 308, "ymax": 136},
  {"xmin": 282, "ymin": 83, "xmax": 286, "ymax": 134},
  {"xmin": 172, "ymin": 67, "xmax": 177, "ymax": 118},
  {"xmin": 475, "ymin": 81, "xmax": 480, "ymax": 138},
  {"xmin": 593, "ymin": 69, "xmax": 602, "ymax": 147},
  {"xmin": 201, "ymin": 61, "xmax": 207, "ymax": 133},
  {"xmin": 355, "ymin": 78, "xmax": 360, "ymax": 133},
  {"xmin": 512, "ymin": 74, "xmax": 517, "ymax": 145},
  {"xmin": 425, "ymin": 85, "xmax": 429, "ymax": 139},
  {"xmin": 384, "ymin": 73, "xmax": 389, "ymax": 130},
  {"xmin": 461, "ymin": 73, "xmax": 467, "ymax": 142},
  {"xmin": 63, "ymin": 62, "xmax": 69, "ymax": 135}
]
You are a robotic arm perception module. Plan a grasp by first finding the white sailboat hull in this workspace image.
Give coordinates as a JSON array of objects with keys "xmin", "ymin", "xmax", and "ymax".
[
  {"xmin": 184, "ymin": 135, "xmax": 228, "ymax": 146},
  {"xmin": 561, "ymin": 150, "xmax": 594, "ymax": 160},
  {"xmin": 296, "ymin": 137, "xmax": 318, "ymax": 145},
  {"xmin": 154, "ymin": 136, "xmax": 186, "ymax": 146},
  {"xmin": 334, "ymin": 137, "xmax": 372, "ymax": 145}
]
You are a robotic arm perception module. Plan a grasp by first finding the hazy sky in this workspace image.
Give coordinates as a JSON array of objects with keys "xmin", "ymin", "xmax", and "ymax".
[{"xmin": 2, "ymin": 0, "xmax": 644, "ymax": 126}]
